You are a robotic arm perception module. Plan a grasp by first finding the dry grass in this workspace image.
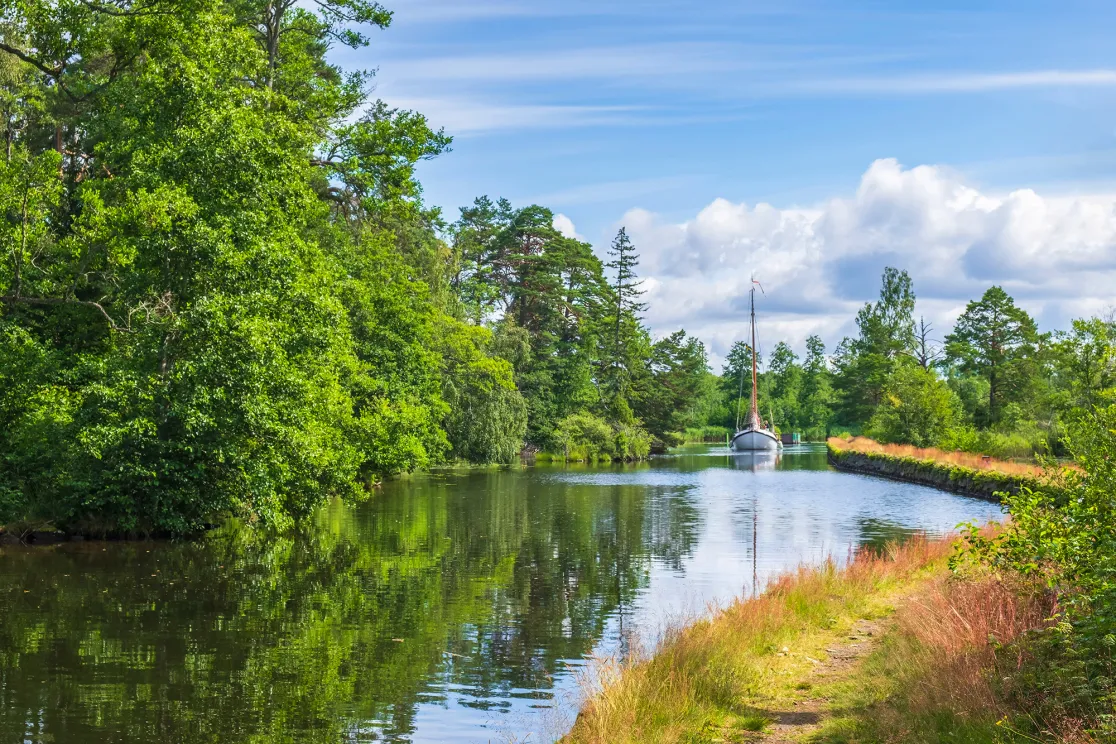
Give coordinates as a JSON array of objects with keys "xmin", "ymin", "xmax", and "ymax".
[
  {"xmin": 890, "ymin": 574, "xmax": 1055, "ymax": 715},
  {"xmin": 564, "ymin": 535, "xmax": 956, "ymax": 744},
  {"xmin": 808, "ymin": 561, "xmax": 1102, "ymax": 744},
  {"xmin": 828, "ymin": 435, "xmax": 1063, "ymax": 479}
]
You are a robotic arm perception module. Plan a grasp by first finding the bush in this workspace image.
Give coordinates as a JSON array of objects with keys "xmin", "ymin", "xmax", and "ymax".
[
  {"xmin": 939, "ymin": 422, "xmax": 1049, "ymax": 460},
  {"xmin": 866, "ymin": 365, "xmax": 962, "ymax": 448},
  {"xmin": 960, "ymin": 404, "xmax": 1116, "ymax": 736},
  {"xmin": 551, "ymin": 412, "xmax": 652, "ymax": 462}
]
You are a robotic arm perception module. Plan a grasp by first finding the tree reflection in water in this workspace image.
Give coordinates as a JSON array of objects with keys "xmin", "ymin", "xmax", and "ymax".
[{"xmin": 0, "ymin": 467, "xmax": 701, "ymax": 743}]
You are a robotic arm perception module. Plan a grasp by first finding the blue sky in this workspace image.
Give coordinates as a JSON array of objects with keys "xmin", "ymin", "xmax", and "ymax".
[{"xmin": 335, "ymin": 0, "xmax": 1116, "ymax": 362}]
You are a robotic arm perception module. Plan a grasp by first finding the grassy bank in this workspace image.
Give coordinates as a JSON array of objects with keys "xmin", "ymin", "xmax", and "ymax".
[
  {"xmin": 826, "ymin": 436, "xmax": 1065, "ymax": 501},
  {"xmin": 563, "ymin": 532, "xmax": 1085, "ymax": 744}
]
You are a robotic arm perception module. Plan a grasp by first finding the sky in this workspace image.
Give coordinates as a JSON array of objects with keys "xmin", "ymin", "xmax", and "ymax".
[{"xmin": 333, "ymin": 0, "xmax": 1116, "ymax": 365}]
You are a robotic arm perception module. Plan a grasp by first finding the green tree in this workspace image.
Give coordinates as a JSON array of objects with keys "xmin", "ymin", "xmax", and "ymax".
[
  {"xmin": 720, "ymin": 340, "xmax": 756, "ymax": 429},
  {"xmin": 800, "ymin": 334, "xmax": 834, "ymax": 439},
  {"xmin": 866, "ymin": 364, "xmax": 962, "ymax": 447},
  {"xmin": 0, "ymin": 0, "xmax": 463, "ymax": 533},
  {"xmin": 1050, "ymin": 316, "xmax": 1116, "ymax": 411},
  {"xmin": 944, "ymin": 286, "xmax": 1041, "ymax": 427},
  {"xmin": 604, "ymin": 227, "xmax": 647, "ymax": 396},
  {"xmin": 439, "ymin": 320, "xmax": 527, "ymax": 464},
  {"xmin": 833, "ymin": 267, "xmax": 917, "ymax": 427},
  {"xmin": 449, "ymin": 198, "xmax": 611, "ymax": 448},
  {"xmin": 633, "ymin": 330, "xmax": 710, "ymax": 442},
  {"xmin": 767, "ymin": 341, "xmax": 803, "ymax": 433}
]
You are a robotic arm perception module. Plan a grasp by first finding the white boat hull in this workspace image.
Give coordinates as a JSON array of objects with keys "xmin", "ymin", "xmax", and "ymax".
[{"xmin": 730, "ymin": 428, "xmax": 781, "ymax": 452}]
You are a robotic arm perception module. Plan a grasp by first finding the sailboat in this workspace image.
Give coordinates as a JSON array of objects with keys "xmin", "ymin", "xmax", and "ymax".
[{"xmin": 730, "ymin": 282, "xmax": 781, "ymax": 452}]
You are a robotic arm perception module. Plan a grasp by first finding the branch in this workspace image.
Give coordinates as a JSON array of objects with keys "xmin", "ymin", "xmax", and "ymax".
[
  {"xmin": 0, "ymin": 295, "xmax": 132, "ymax": 332},
  {"xmin": 0, "ymin": 43, "xmax": 64, "ymax": 78},
  {"xmin": 77, "ymin": 0, "xmax": 156, "ymax": 15}
]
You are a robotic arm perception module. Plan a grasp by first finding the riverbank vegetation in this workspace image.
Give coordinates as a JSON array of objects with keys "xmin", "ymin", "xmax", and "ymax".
[
  {"xmin": 694, "ymin": 266, "xmax": 1114, "ymax": 460},
  {"xmin": 828, "ymin": 436, "xmax": 1052, "ymax": 480},
  {"xmin": 570, "ymin": 408, "xmax": 1116, "ymax": 742},
  {"xmin": 827, "ymin": 436, "xmax": 1056, "ymax": 501},
  {"xmin": 564, "ymin": 532, "xmax": 1055, "ymax": 744},
  {"xmin": 0, "ymin": 0, "xmax": 715, "ymax": 536}
]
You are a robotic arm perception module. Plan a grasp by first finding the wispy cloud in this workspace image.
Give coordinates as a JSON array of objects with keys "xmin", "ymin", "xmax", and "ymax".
[
  {"xmin": 791, "ymin": 69, "xmax": 1116, "ymax": 95},
  {"xmin": 382, "ymin": 97, "xmax": 647, "ymax": 133},
  {"xmin": 385, "ymin": 43, "xmax": 736, "ymax": 83},
  {"xmin": 522, "ymin": 175, "xmax": 701, "ymax": 208},
  {"xmin": 393, "ymin": 0, "xmax": 624, "ymax": 23}
]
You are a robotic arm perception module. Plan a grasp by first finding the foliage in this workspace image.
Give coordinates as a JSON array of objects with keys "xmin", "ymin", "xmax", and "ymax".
[
  {"xmin": 866, "ymin": 363, "xmax": 963, "ymax": 447},
  {"xmin": 632, "ymin": 329, "xmax": 710, "ymax": 442},
  {"xmin": 960, "ymin": 405, "xmax": 1116, "ymax": 736},
  {"xmin": 438, "ymin": 320, "xmax": 527, "ymax": 464},
  {"xmin": 551, "ymin": 411, "xmax": 652, "ymax": 462},
  {"xmin": 832, "ymin": 267, "xmax": 917, "ymax": 426},
  {"xmin": 945, "ymin": 286, "xmax": 1042, "ymax": 427}
]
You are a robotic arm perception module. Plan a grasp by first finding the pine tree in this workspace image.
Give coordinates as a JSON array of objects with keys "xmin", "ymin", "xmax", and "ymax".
[{"xmin": 605, "ymin": 227, "xmax": 647, "ymax": 393}]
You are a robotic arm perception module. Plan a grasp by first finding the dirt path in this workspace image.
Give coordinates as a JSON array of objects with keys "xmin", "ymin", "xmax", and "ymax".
[{"xmin": 758, "ymin": 619, "xmax": 883, "ymax": 743}]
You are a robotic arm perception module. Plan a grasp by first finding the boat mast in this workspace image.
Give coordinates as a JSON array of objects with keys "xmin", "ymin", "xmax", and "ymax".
[{"xmin": 750, "ymin": 285, "xmax": 760, "ymax": 427}]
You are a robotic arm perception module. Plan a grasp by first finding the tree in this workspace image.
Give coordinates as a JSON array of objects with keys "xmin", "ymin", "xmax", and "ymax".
[
  {"xmin": 449, "ymin": 198, "xmax": 617, "ymax": 448},
  {"xmin": 0, "ymin": 0, "xmax": 466, "ymax": 534},
  {"xmin": 866, "ymin": 364, "xmax": 962, "ymax": 447},
  {"xmin": 439, "ymin": 320, "xmax": 527, "ymax": 464},
  {"xmin": 833, "ymin": 267, "xmax": 917, "ymax": 427},
  {"xmin": 1051, "ymin": 317, "xmax": 1116, "ymax": 411},
  {"xmin": 604, "ymin": 227, "xmax": 647, "ymax": 395},
  {"xmin": 720, "ymin": 340, "xmax": 756, "ymax": 429},
  {"xmin": 945, "ymin": 286, "xmax": 1040, "ymax": 427},
  {"xmin": 800, "ymin": 335, "xmax": 834, "ymax": 439},
  {"xmin": 633, "ymin": 330, "xmax": 709, "ymax": 441},
  {"xmin": 911, "ymin": 316, "xmax": 942, "ymax": 370},
  {"xmin": 767, "ymin": 342, "xmax": 803, "ymax": 433}
]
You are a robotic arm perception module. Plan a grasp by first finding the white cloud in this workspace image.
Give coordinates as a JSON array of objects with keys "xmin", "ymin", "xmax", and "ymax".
[
  {"xmin": 620, "ymin": 159, "xmax": 1116, "ymax": 364},
  {"xmin": 793, "ymin": 69, "xmax": 1116, "ymax": 95},
  {"xmin": 552, "ymin": 213, "xmax": 584, "ymax": 241},
  {"xmin": 381, "ymin": 97, "xmax": 645, "ymax": 134}
]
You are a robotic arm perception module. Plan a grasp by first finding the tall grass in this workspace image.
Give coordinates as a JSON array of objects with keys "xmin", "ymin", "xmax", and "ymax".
[
  {"xmin": 829, "ymin": 435, "xmax": 1060, "ymax": 479},
  {"xmin": 681, "ymin": 426, "xmax": 731, "ymax": 443},
  {"xmin": 819, "ymin": 572, "xmax": 1099, "ymax": 743},
  {"xmin": 564, "ymin": 535, "xmax": 956, "ymax": 744}
]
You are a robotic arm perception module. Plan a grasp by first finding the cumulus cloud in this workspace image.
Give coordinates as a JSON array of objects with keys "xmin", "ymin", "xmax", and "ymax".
[
  {"xmin": 620, "ymin": 159, "xmax": 1116, "ymax": 364},
  {"xmin": 552, "ymin": 213, "xmax": 584, "ymax": 240}
]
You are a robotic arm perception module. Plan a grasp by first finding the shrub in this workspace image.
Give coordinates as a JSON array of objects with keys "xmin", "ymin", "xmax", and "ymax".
[
  {"xmin": 866, "ymin": 365, "xmax": 962, "ymax": 447},
  {"xmin": 551, "ymin": 412, "xmax": 653, "ymax": 462},
  {"xmin": 960, "ymin": 404, "xmax": 1116, "ymax": 736}
]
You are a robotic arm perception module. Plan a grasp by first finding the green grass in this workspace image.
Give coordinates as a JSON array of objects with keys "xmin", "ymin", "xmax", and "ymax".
[{"xmin": 564, "ymin": 537, "xmax": 957, "ymax": 744}]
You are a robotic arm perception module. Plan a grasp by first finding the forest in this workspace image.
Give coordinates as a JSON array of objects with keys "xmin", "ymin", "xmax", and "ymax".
[
  {"xmin": 725, "ymin": 266, "xmax": 1115, "ymax": 458},
  {"xmin": 1, "ymin": 0, "xmax": 1113, "ymax": 541},
  {"xmin": 0, "ymin": 0, "xmax": 713, "ymax": 536}
]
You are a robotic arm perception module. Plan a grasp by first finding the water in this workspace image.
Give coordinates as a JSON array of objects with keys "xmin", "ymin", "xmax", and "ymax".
[{"xmin": 0, "ymin": 445, "xmax": 1003, "ymax": 743}]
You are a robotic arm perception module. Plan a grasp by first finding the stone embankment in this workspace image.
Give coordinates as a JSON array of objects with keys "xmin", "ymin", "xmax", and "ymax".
[{"xmin": 826, "ymin": 441, "xmax": 1046, "ymax": 502}]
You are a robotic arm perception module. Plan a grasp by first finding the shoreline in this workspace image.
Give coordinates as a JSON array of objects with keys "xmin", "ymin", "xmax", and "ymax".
[
  {"xmin": 561, "ymin": 530, "xmax": 1050, "ymax": 743},
  {"xmin": 826, "ymin": 438, "xmax": 1051, "ymax": 502}
]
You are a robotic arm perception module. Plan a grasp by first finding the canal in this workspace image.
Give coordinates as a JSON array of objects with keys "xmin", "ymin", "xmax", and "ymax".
[{"xmin": 0, "ymin": 444, "xmax": 1003, "ymax": 743}]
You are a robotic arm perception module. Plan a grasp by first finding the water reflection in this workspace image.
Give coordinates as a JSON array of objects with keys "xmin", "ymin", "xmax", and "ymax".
[
  {"xmin": 0, "ymin": 445, "xmax": 1003, "ymax": 743},
  {"xmin": 728, "ymin": 449, "xmax": 780, "ymax": 472}
]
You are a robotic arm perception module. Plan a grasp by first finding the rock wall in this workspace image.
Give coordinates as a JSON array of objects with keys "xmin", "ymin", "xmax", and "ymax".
[{"xmin": 826, "ymin": 445, "xmax": 1044, "ymax": 503}]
